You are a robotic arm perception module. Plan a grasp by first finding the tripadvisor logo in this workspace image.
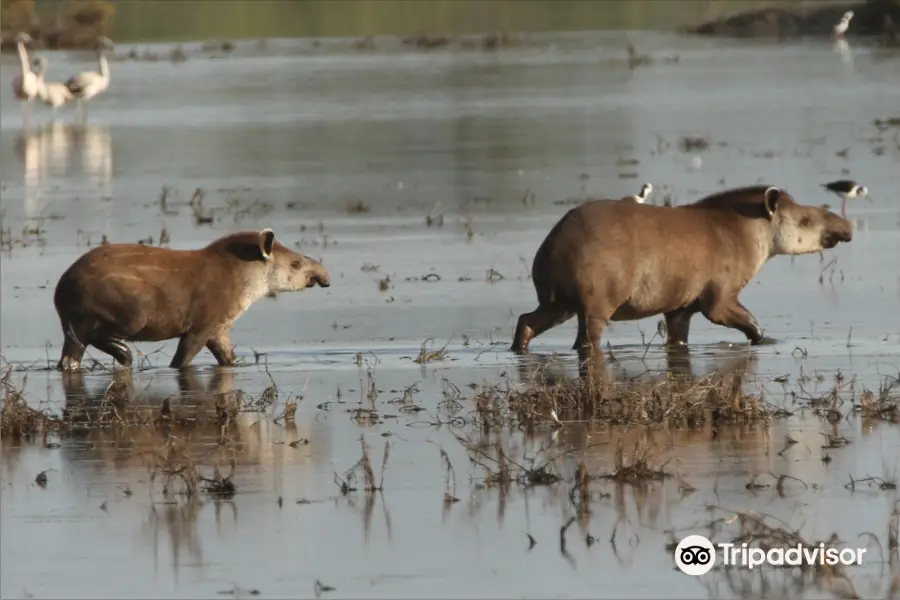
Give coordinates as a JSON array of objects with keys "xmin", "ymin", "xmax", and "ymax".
[{"xmin": 675, "ymin": 535, "xmax": 867, "ymax": 576}]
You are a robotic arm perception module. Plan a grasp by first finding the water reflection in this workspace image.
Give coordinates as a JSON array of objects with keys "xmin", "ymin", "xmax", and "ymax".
[
  {"xmin": 142, "ymin": 497, "xmax": 214, "ymax": 578},
  {"xmin": 833, "ymin": 38, "xmax": 854, "ymax": 67},
  {"xmin": 58, "ymin": 367, "xmax": 321, "ymax": 474},
  {"xmin": 61, "ymin": 367, "xmax": 240, "ymax": 419},
  {"xmin": 13, "ymin": 122, "xmax": 113, "ymax": 218},
  {"xmin": 514, "ymin": 343, "xmax": 758, "ymax": 385}
]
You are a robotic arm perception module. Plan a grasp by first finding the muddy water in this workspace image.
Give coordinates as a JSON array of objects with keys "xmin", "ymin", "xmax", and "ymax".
[{"xmin": 1, "ymin": 32, "xmax": 900, "ymax": 599}]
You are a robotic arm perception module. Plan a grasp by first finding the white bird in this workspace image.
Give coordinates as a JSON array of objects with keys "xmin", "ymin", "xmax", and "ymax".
[
  {"xmin": 10, "ymin": 32, "xmax": 41, "ymax": 127},
  {"xmin": 625, "ymin": 182, "xmax": 653, "ymax": 204},
  {"xmin": 32, "ymin": 57, "xmax": 76, "ymax": 119},
  {"xmin": 65, "ymin": 36, "xmax": 114, "ymax": 121},
  {"xmin": 833, "ymin": 10, "xmax": 854, "ymax": 38}
]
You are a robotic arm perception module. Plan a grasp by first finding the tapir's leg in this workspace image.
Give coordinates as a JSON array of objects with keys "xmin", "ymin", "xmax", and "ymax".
[
  {"xmin": 89, "ymin": 327, "xmax": 134, "ymax": 367},
  {"xmin": 90, "ymin": 309, "xmax": 151, "ymax": 368},
  {"xmin": 206, "ymin": 329, "xmax": 237, "ymax": 366},
  {"xmin": 58, "ymin": 319, "xmax": 90, "ymax": 371},
  {"xmin": 664, "ymin": 308, "xmax": 697, "ymax": 347},
  {"xmin": 511, "ymin": 303, "xmax": 574, "ymax": 354},
  {"xmin": 576, "ymin": 309, "xmax": 611, "ymax": 362},
  {"xmin": 170, "ymin": 332, "xmax": 210, "ymax": 369},
  {"xmin": 702, "ymin": 297, "xmax": 765, "ymax": 345}
]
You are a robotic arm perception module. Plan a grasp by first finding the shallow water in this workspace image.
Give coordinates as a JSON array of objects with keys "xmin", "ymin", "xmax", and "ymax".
[{"xmin": 1, "ymin": 31, "xmax": 900, "ymax": 599}]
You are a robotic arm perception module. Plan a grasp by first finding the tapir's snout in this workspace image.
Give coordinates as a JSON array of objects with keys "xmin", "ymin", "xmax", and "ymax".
[
  {"xmin": 821, "ymin": 218, "xmax": 853, "ymax": 249},
  {"xmin": 311, "ymin": 264, "xmax": 331, "ymax": 288}
]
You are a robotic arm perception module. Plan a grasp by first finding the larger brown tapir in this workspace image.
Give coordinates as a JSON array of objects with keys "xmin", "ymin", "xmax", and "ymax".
[
  {"xmin": 511, "ymin": 185, "xmax": 853, "ymax": 358},
  {"xmin": 53, "ymin": 229, "xmax": 330, "ymax": 371}
]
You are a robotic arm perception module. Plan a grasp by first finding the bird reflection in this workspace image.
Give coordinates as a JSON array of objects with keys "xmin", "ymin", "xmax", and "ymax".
[
  {"xmin": 13, "ymin": 121, "xmax": 113, "ymax": 218},
  {"xmin": 832, "ymin": 38, "xmax": 854, "ymax": 67}
]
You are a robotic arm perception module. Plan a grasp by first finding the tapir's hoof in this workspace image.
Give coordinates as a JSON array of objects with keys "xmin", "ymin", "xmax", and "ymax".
[{"xmin": 58, "ymin": 357, "xmax": 81, "ymax": 372}]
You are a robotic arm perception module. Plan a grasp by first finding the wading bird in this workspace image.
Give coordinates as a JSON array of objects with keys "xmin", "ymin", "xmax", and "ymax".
[
  {"xmin": 10, "ymin": 32, "xmax": 41, "ymax": 127},
  {"xmin": 821, "ymin": 179, "xmax": 872, "ymax": 217},
  {"xmin": 625, "ymin": 182, "xmax": 654, "ymax": 204},
  {"xmin": 32, "ymin": 57, "xmax": 75, "ymax": 119},
  {"xmin": 65, "ymin": 36, "xmax": 114, "ymax": 121},
  {"xmin": 833, "ymin": 11, "xmax": 854, "ymax": 38}
]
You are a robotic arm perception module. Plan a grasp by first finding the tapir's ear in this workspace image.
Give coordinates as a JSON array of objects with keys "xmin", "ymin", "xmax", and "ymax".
[
  {"xmin": 763, "ymin": 187, "xmax": 781, "ymax": 218},
  {"xmin": 259, "ymin": 229, "xmax": 276, "ymax": 259}
]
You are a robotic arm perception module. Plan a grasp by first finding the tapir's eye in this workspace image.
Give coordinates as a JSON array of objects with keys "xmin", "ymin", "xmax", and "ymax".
[
  {"xmin": 799, "ymin": 217, "xmax": 812, "ymax": 228},
  {"xmin": 291, "ymin": 260, "xmax": 302, "ymax": 269}
]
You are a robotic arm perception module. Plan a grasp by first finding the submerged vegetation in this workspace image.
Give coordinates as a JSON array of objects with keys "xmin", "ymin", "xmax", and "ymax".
[{"xmin": 3, "ymin": 340, "xmax": 900, "ymax": 596}]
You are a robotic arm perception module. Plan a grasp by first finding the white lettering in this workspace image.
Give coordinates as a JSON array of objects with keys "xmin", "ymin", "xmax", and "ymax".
[
  {"xmin": 716, "ymin": 543, "xmax": 867, "ymax": 570},
  {"xmin": 747, "ymin": 548, "xmax": 766, "ymax": 570},
  {"xmin": 719, "ymin": 543, "xmax": 734, "ymax": 565}
]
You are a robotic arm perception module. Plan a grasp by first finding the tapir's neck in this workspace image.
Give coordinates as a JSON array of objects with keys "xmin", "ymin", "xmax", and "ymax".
[{"xmin": 692, "ymin": 207, "xmax": 774, "ymax": 275}]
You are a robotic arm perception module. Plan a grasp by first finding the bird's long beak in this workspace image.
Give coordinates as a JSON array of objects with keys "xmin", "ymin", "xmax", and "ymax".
[{"xmin": 865, "ymin": 194, "xmax": 874, "ymax": 204}]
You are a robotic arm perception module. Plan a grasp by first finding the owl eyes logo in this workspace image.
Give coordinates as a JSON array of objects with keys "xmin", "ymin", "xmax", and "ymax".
[{"xmin": 675, "ymin": 535, "xmax": 716, "ymax": 576}]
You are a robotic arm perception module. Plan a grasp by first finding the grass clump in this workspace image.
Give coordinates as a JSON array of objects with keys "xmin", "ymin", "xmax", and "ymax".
[
  {"xmin": 1, "ymin": 369, "xmax": 66, "ymax": 440},
  {"xmin": 500, "ymin": 369, "xmax": 779, "ymax": 428}
]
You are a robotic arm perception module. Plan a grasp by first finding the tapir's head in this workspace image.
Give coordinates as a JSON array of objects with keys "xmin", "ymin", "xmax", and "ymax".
[
  {"xmin": 211, "ymin": 229, "xmax": 330, "ymax": 298},
  {"xmin": 761, "ymin": 187, "xmax": 853, "ymax": 256}
]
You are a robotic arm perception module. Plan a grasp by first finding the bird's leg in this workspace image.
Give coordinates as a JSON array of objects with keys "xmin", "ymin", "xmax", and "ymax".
[{"xmin": 841, "ymin": 197, "xmax": 847, "ymax": 218}]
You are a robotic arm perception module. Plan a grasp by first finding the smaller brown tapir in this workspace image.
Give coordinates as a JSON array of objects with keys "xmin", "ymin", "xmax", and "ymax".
[
  {"xmin": 53, "ymin": 229, "xmax": 330, "ymax": 371},
  {"xmin": 511, "ymin": 185, "xmax": 853, "ymax": 358}
]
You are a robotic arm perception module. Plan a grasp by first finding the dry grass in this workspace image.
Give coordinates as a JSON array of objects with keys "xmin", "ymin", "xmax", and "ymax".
[
  {"xmin": 598, "ymin": 437, "xmax": 673, "ymax": 484},
  {"xmin": 143, "ymin": 435, "xmax": 237, "ymax": 499},
  {"xmin": 1, "ymin": 369, "xmax": 67, "ymax": 440},
  {"xmin": 0, "ymin": 365, "xmax": 291, "ymax": 441},
  {"xmin": 334, "ymin": 435, "xmax": 391, "ymax": 495},
  {"xmin": 414, "ymin": 338, "xmax": 451, "ymax": 365},
  {"xmin": 493, "ymin": 368, "xmax": 780, "ymax": 428}
]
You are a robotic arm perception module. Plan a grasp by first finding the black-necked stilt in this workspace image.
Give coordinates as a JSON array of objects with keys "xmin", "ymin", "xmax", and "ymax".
[
  {"xmin": 821, "ymin": 179, "xmax": 872, "ymax": 217},
  {"xmin": 833, "ymin": 10, "xmax": 854, "ymax": 38},
  {"xmin": 625, "ymin": 182, "xmax": 653, "ymax": 204}
]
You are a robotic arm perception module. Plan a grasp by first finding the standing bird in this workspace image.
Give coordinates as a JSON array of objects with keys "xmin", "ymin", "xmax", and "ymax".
[
  {"xmin": 624, "ymin": 182, "xmax": 653, "ymax": 204},
  {"xmin": 10, "ymin": 32, "xmax": 41, "ymax": 127},
  {"xmin": 821, "ymin": 179, "xmax": 872, "ymax": 217},
  {"xmin": 833, "ymin": 10, "xmax": 854, "ymax": 39},
  {"xmin": 32, "ymin": 57, "xmax": 76, "ymax": 120},
  {"xmin": 65, "ymin": 36, "xmax": 114, "ymax": 122}
]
